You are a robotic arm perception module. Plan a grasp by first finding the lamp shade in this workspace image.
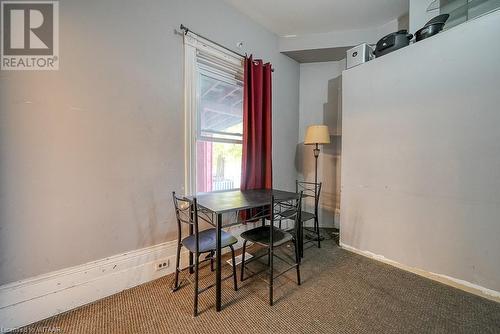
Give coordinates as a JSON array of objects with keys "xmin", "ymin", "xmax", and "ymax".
[{"xmin": 304, "ymin": 125, "xmax": 331, "ymax": 145}]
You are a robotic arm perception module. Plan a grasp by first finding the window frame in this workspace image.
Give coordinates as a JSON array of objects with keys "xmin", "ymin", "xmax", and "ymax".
[{"xmin": 183, "ymin": 33, "xmax": 244, "ymax": 195}]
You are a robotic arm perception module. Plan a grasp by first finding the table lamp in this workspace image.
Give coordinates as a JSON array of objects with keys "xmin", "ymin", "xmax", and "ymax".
[{"xmin": 304, "ymin": 125, "xmax": 331, "ymax": 185}]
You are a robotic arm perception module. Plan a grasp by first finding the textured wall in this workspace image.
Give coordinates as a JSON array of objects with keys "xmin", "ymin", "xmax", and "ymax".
[
  {"xmin": 341, "ymin": 11, "xmax": 500, "ymax": 292},
  {"xmin": 0, "ymin": 0, "xmax": 299, "ymax": 284},
  {"xmin": 297, "ymin": 61, "xmax": 344, "ymax": 227}
]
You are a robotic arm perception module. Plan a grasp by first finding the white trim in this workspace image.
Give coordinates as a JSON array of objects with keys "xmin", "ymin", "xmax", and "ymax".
[
  {"xmin": 183, "ymin": 33, "xmax": 244, "ymax": 195},
  {"xmin": 184, "ymin": 35, "xmax": 197, "ymax": 196},
  {"xmin": 0, "ymin": 219, "xmax": 305, "ymax": 330},
  {"xmin": 0, "ymin": 240, "xmax": 189, "ymax": 330},
  {"xmin": 184, "ymin": 32, "xmax": 243, "ymax": 66},
  {"xmin": 340, "ymin": 242, "xmax": 500, "ymax": 303},
  {"xmin": 0, "ymin": 223, "xmax": 259, "ymax": 330}
]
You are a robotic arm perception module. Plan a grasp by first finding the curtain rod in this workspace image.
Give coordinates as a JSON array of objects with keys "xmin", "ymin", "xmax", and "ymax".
[{"xmin": 179, "ymin": 24, "xmax": 274, "ymax": 72}]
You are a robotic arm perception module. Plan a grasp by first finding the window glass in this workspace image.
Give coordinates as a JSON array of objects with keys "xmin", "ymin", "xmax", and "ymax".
[{"xmin": 194, "ymin": 54, "xmax": 243, "ymax": 192}]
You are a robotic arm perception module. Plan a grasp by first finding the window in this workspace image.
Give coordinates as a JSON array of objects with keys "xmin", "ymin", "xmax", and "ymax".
[{"xmin": 184, "ymin": 34, "xmax": 244, "ymax": 194}]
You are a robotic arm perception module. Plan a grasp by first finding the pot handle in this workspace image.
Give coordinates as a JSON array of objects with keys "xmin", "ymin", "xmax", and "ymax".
[{"xmin": 407, "ymin": 33, "xmax": 414, "ymax": 40}]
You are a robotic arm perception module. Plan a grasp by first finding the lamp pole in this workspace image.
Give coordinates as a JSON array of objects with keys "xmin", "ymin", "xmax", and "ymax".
[
  {"xmin": 313, "ymin": 143, "xmax": 320, "ymax": 186},
  {"xmin": 313, "ymin": 143, "xmax": 322, "ymax": 243},
  {"xmin": 304, "ymin": 125, "xmax": 330, "ymax": 247}
]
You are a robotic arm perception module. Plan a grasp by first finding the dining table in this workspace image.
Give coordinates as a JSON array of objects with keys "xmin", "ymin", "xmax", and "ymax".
[{"xmin": 185, "ymin": 188, "xmax": 300, "ymax": 312}]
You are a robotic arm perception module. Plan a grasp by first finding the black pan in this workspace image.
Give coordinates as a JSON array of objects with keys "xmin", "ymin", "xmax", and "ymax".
[{"xmin": 415, "ymin": 14, "xmax": 450, "ymax": 41}]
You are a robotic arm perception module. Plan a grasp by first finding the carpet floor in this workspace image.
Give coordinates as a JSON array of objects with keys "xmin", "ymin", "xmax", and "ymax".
[{"xmin": 16, "ymin": 233, "xmax": 500, "ymax": 334}]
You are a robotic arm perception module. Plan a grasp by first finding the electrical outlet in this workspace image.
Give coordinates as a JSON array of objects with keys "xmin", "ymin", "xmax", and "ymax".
[{"xmin": 155, "ymin": 259, "xmax": 170, "ymax": 271}]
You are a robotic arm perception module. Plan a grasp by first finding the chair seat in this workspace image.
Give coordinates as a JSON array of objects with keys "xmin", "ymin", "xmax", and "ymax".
[
  {"xmin": 182, "ymin": 228, "xmax": 237, "ymax": 253},
  {"xmin": 280, "ymin": 209, "xmax": 315, "ymax": 222},
  {"xmin": 240, "ymin": 226, "xmax": 293, "ymax": 247}
]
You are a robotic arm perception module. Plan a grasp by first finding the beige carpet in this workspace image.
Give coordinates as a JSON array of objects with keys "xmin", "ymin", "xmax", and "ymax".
[{"xmin": 15, "ymin": 234, "xmax": 500, "ymax": 333}]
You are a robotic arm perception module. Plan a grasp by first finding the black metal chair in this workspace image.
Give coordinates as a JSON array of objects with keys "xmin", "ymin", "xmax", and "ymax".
[
  {"xmin": 280, "ymin": 181, "xmax": 322, "ymax": 253},
  {"xmin": 240, "ymin": 193, "xmax": 302, "ymax": 306},
  {"xmin": 298, "ymin": 181, "xmax": 322, "ymax": 249},
  {"xmin": 171, "ymin": 192, "xmax": 238, "ymax": 316}
]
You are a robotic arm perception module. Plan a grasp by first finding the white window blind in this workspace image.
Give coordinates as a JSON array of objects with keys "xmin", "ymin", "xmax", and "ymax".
[{"xmin": 184, "ymin": 32, "xmax": 244, "ymax": 194}]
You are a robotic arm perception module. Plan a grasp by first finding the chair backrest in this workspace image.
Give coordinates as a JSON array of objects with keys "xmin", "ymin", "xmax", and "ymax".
[
  {"xmin": 296, "ymin": 180, "xmax": 322, "ymax": 211},
  {"xmin": 172, "ymin": 192, "xmax": 199, "ymax": 249},
  {"xmin": 271, "ymin": 191, "xmax": 303, "ymax": 231}
]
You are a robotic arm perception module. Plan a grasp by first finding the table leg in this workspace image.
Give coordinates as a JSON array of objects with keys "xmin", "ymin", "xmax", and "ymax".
[{"xmin": 216, "ymin": 213, "xmax": 222, "ymax": 312}]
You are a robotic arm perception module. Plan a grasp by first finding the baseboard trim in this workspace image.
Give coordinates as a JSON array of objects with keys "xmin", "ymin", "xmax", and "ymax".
[
  {"xmin": 0, "ymin": 220, "xmax": 268, "ymax": 330},
  {"xmin": 0, "ymin": 240, "xmax": 189, "ymax": 330},
  {"xmin": 340, "ymin": 242, "xmax": 500, "ymax": 303}
]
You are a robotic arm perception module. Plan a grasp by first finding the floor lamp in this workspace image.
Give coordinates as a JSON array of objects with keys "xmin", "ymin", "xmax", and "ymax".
[
  {"xmin": 304, "ymin": 125, "xmax": 331, "ymax": 241},
  {"xmin": 304, "ymin": 125, "xmax": 331, "ymax": 187}
]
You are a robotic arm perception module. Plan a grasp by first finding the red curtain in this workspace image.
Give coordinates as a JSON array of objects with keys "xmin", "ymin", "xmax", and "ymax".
[{"xmin": 241, "ymin": 56, "xmax": 273, "ymax": 191}]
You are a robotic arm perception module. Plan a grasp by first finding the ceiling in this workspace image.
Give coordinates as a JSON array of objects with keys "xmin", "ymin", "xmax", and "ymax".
[
  {"xmin": 282, "ymin": 47, "xmax": 351, "ymax": 63},
  {"xmin": 223, "ymin": 0, "xmax": 409, "ymax": 36}
]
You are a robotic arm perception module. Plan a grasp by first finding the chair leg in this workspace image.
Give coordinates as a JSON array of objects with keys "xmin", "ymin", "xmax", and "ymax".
[
  {"xmin": 294, "ymin": 236, "xmax": 301, "ymax": 265},
  {"xmin": 210, "ymin": 251, "xmax": 214, "ymax": 272},
  {"xmin": 172, "ymin": 241, "xmax": 181, "ymax": 291},
  {"xmin": 294, "ymin": 239, "xmax": 301, "ymax": 285},
  {"xmin": 229, "ymin": 245, "xmax": 238, "ymax": 291},
  {"xmin": 193, "ymin": 252, "xmax": 199, "ymax": 317},
  {"xmin": 240, "ymin": 240, "xmax": 247, "ymax": 281},
  {"xmin": 315, "ymin": 216, "xmax": 321, "ymax": 248},
  {"xmin": 269, "ymin": 245, "xmax": 274, "ymax": 306},
  {"xmin": 299, "ymin": 221, "xmax": 304, "ymax": 258}
]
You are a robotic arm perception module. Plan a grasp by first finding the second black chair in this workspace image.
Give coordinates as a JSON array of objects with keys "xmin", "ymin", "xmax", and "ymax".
[
  {"xmin": 297, "ymin": 181, "xmax": 322, "ymax": 250},
  {"xmin": 280, "ymin": 181, "xmax": 322, "ymax": 255},
  {"xmin": 171, "ymin": 192, "xmax": 238, "ymax": 316},
  {"xmin": 240, "ymin": 193, "xmax": 302, "ymax": 306}
]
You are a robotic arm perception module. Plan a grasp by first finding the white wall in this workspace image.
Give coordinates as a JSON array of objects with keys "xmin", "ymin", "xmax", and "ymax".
[
  {"xmin": 280, "ymin": 19, "xmax": 400, "ymax": 52},
  {"xmin": 299, "ymin": 62, "xmax": 343, "ymax": 140},
  {"xmin": 409, "ymin": 0, "xmax": 439, "ymax": 33},
  {"xmin": 298, "ymin": 61, "xmax": 344, "ymax": 227},
  {"xmin": 341, "ymin": 11, "xmax": 500, "ymax": 294},
  {"xmin": 0, "ymin": 0, "xmax": 299, "ymax": 285}
]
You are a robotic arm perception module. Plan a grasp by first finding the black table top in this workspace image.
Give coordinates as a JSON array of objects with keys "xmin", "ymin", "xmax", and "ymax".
[{"xmin": 186, "ymin": 189, "xmax": 298, "ymax": 214}]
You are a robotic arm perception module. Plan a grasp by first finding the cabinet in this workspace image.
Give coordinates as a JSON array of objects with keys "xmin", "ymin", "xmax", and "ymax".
[{"xmin": 427, "ymin": 0, "xmax": 500, "ymax": 29}]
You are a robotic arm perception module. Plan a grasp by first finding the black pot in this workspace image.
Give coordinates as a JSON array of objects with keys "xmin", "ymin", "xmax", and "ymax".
[
  {"xmin": 374, "ymin": 30, "xmax": 413, "ymax": 57},
  {"xmin": 415, "ymin": 23, "xmax": 445, "ymax": 41},
  {"xmin": 415, "ymin": 14, "xmax": 450, "ymax": 42}
]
